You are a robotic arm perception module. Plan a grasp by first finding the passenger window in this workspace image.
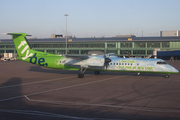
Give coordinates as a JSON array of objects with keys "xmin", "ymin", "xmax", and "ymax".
[
  {"xmin": 131, "ymin": 63, "xmax": 133, "ymax": 65},
  {"xmin": 119, "ymin": 63, "xmax": 121, "ymax": 65},
  {"xmin": 110, "ymin": 63, "xmax": 112, "ymax": 65},
  {"xmin": 122, "ymin": 63, "xmax": 124, "ymax": 65},
  {"xmin": 116, "ymin": 63, "xmax": 118, "ymax": 65},
  {"xmin": 114, "ymin": 63, "xmax": 115, "ymax": 65},
  {"xmin": 125, "ymin": 63, "xmax": 127, "ymax": 65},
  {"xmin": 60, "ymin": 61, "xmax": 61, "ymax": 63},
  {"xmin": 128, "ymin": 63, "xmax": 129, "ymax": 65}
]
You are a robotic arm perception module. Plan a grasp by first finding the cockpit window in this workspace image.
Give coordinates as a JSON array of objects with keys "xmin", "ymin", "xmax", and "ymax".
[{"xmin": 157, "ymin": 61, "xmax": 167, "ymax": 64}]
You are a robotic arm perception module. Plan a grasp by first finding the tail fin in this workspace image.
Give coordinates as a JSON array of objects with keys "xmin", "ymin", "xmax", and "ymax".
[{"xmin": 6, "ymin": 33, "xmax": 34, "ymax": 60}]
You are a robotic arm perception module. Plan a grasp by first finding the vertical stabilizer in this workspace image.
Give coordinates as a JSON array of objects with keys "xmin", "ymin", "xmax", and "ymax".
[{"xmin": 6, "ymin": 33, "xmax": 34, "ymax": 60}]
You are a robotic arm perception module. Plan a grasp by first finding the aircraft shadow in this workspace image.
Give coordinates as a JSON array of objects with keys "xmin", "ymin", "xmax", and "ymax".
[
  {"xmin": 28, "ymin": 66, "xmax": 80, "ymax": 75},
  {"xmin": 0, "ymin": 77, "xmax": 177, "ymax": 120}
]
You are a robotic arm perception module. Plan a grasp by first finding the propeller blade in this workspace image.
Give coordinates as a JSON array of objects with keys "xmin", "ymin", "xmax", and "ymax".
[{"xmin": 105, "ymin": 58, "xmax": 111, "ymax": 62}]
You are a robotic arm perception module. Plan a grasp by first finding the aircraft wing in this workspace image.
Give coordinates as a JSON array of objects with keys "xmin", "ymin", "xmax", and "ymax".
[
  {"xmin": 65, "ymin": 55, "xmax": 108, "ymax": 68},
  {"xmin": 65, "ymin": 55, "xmax": 89, "ymax": 59}
]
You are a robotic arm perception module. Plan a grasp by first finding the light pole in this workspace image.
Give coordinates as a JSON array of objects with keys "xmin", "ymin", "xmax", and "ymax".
[{"xmin": 64, "ymin": 14, "xmax": 69, "ymax": 55}]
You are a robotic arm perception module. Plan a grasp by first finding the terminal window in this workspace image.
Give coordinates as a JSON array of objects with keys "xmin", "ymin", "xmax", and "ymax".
[{"xmin": 147, "ymin": 42, "xmax": 160, "ymax": 48}]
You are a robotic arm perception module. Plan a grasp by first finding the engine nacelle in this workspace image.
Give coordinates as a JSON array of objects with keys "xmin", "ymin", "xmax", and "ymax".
[
  {"xmin": 81, "ymin": 56, "xmax": 105, "ymax": 67},
  {"xmin": 68, "ymin": 55, "xmax": 105, "ymax": 68}
]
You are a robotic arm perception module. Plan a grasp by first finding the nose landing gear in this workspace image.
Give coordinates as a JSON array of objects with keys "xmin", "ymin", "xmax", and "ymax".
[
  {"xmin": 78, "ymin": 67, "xmax": 87, "ymax": 78},
  {"xmin": 94, "ymin": 71, "xmax": 100, "ymax": 75},
  {"xmin": 78, "ymin": 73, "xmax": 84, "ymax": 78},
  {"xmin": 165, "ymin": 73, "xmax": 170, "ymax": 78},
  {"xmin": 165, "ymin": 75, "xmax": 169, "ymax": 78}
]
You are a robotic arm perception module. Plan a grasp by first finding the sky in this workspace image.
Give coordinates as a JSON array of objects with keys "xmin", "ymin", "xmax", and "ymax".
[{"xmin": 0, "ymin": 0, "xmax": 180, "ymax": 39}]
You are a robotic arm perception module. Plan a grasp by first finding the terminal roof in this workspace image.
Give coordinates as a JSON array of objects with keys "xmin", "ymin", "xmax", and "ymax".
[{"xmin": 1, "ymin": 36, "xmax": 180, "ymax": 43}]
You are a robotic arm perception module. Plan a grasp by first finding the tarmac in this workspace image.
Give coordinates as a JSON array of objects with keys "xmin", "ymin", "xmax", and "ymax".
[{"xmin": 0, "ymin": 60, "xmax": 180, "ymax": 120}]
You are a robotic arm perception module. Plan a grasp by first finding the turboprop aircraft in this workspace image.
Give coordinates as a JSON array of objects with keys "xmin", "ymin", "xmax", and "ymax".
[{"xmin": 5, "ymin": 33, "xmax": 179, "ymax": 78}]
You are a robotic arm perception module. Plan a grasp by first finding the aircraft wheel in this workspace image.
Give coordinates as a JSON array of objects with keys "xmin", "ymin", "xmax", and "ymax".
[
  {"xmin": 94, "ymin": 71, "xmax": 100, "ymax": 75},
  {"xmin": 78, "ymin": 73, "xmax": 84, "ymax": 78},
  {"xmin": 165, "ymin": 75, "xmax": 169, "ymax": 78}
]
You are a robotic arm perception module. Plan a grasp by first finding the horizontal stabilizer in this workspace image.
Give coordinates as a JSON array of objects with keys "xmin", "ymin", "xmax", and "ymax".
[{"xmin": 4, "ymin": 33, "xmax": 32, "ymax": 36}]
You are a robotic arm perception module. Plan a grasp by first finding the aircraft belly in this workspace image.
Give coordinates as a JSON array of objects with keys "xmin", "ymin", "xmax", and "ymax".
[{"xmin": 88, "ymin": 66, "xmax": 105, "ymax": 70}]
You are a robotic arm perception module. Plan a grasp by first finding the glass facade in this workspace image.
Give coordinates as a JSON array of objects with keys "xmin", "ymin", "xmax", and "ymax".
[
  {"xmin": 121, "ymin": 42, "xmax": 132, "ymax": 48},
  {"xmin": 0, "ymin": 45, "xmax": 5, "ymax": 48},
  {"xmin": 107, "ymin": 50, "xmax": 117, "ymax": 54},
  {"xmin": 0, "ymin": 50, "xmax": 4, "ymax": 53},
  {"xmin": 147, "ymin": 42, "xmax": 160, "ymax": 48},
  {"xmin": 46, "ymin": 50, "xmax": 55, "ymax": 54},
  {"xmin": 0, "ymin": 37, "xmax": 180, "ymax": 56},
  {"xmin": 107, "ymin": 43, "xmax": 116, "ymax": 48},
  {"xmin": 147, "ymin": 50, "xmax": 153, "ymax": 55},
  {"xmin": 6, "ymin": 50, "xmax": 14, "ymax": 53},
  {"xmin": 162, "ymin": 42, "xmax": 169, "ymax": 48},
  {"xmin": 6, "ymin": 45, "xmax": 15, "ymax": 48},
  {"xmin": 57, "ymin": 50, "xmax": 65, "ymax": 54},
  {"xmin": 133, "ymin": 50, "xmax": 146, "ymax": 55},
  {"xmin": 120, "ymin": 50, "xmax": 131, "ymax": 55},
  {"xmin": 134, "ymin": 42, "xmax": 146, "ymax": 48}
]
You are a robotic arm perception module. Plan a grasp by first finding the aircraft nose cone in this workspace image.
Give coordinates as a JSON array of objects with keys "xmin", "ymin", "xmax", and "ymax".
[{"xmin": 175, "ymin": 68, "xmax": 179, "ymax": 73}]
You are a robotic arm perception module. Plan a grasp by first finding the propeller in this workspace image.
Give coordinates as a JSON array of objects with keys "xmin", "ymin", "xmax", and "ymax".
[{"xmin": 104, "ymin": 54, "xmax": 112, "ymax": 70}]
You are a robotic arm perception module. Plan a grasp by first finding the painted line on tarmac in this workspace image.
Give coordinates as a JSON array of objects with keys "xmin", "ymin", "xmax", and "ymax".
[
  {"xmin": 0, "ymin": 75, "xmax": 78, "ymax": 89},
  {"xmin": 0, "ymin": 73, "xmax": 93, "ymax": 89},
  {"xmin": 25, "ymin": 75, "xmax": 126, "ymax": 97},
  {"xmin": 0, "ymin": 109, "xmax": 121, "ymax": 120},
  {"xmin": 0, "ymin": 75, "xmax": 127, "ymax": 102},
  {"xmin": 24, "ymin": 95, "xmax": 180, "ymax": 113},
  {"xmin": 0, "ymin": 96, "xmax": 23, "ymax": 102}
]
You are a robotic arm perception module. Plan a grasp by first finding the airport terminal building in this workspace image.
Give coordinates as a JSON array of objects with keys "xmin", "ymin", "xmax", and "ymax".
[{"xmin": 1, "ymin": 35, "xmax": 180, "ymax": 58}]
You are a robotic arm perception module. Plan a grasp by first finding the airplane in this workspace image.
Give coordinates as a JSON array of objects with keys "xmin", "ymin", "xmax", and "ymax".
[{"xmin": 4, "ymin": 33, "xmax": 179, "ymax": 78}]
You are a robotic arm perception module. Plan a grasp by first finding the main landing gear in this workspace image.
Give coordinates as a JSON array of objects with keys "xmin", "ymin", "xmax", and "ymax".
[
  {"xmin": 165, "ymin": 73, "xmax": 170, "ymax": 78},
  {"xmin": 78, "ymin": 73, "xmax": 84, "ymax": 78},
  {"xmin": 78, "ymin": 67, "xmax": 87, "ymax": 78},
  {"xmin": 165, "ymin": 74, "xmax": 169, "ymax": 78},
  {"xmin": 94, "ymin": 71, "xmax": 100, "ymax": 75}
]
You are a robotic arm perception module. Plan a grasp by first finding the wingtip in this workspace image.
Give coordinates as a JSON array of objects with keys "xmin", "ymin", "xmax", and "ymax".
[{"xmin": 2, "ymin": 33, "xmax": 11, "ymax": 35}]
